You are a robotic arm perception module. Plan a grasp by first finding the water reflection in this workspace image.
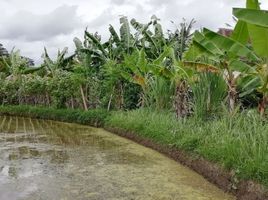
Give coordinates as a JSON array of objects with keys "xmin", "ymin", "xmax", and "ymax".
[{"xmin": 0, "ymin": 116, "xmax": 235, "ymax": 200}]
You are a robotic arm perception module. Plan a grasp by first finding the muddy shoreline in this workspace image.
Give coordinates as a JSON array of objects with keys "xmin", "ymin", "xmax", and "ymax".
[{"xmin": 105, "ymin": 127, "xmax": 268, "ymax": 200}]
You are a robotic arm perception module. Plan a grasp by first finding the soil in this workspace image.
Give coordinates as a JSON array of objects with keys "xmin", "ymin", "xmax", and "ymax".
[{"xmin": 105, "ymin": 127, "xmax": 268, "ymax": 200}]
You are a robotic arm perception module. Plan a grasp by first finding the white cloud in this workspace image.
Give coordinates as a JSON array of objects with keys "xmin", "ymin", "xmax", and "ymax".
[{"xmin": 0, "ymin": 5, "xmax": 83, "ymax": 41}]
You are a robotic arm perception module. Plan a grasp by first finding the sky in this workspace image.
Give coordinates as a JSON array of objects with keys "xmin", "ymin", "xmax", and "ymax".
[{"xmin": 0, "ymin": 0, "xmax": 268, "ymax": 65}]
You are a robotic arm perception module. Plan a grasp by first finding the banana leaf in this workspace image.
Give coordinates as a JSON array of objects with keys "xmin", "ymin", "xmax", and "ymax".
[
  {"xmin": 233, "ymin": 8, "xmax": 268, "ymax": 28},
  {"xmin": 233, "ymin": 8, "xmax": 268, "ymax": 58},
  {"xmin": 231, "ymin": 21, "xmax": 249, "ymax": 45},
  {"xmin": 203, "ymin": 28, "xmax": 259, "ymax": 61}
]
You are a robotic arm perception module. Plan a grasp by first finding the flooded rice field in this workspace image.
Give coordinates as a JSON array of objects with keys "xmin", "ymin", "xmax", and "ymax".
[{"xmin": 0, "ymin": 116, "xmax": 235, "ymax": 200}]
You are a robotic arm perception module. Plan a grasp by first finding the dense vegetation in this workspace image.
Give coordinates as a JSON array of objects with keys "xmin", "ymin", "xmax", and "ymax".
[
  {"xmin": 0, "ymin": 0, "xmax": 268, "ymax": 188},
  {"xmin": 1, "ymin": 1, "xmax": 268, "ymax": 117}
]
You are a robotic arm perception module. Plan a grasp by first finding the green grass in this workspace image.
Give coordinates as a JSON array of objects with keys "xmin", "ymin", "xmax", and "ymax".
[
  {"xmin": 0, "ymin": 105, "xmax": 267, "ymax": 187},
  {"xmin": 106, "ymin": 109, "xmax": 268, "ymax": 187}
]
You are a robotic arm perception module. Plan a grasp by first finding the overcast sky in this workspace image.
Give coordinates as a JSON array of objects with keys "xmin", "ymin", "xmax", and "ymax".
[{"xmin": 0, "ymin": 0, "xmax": 267, "ymax": 65}]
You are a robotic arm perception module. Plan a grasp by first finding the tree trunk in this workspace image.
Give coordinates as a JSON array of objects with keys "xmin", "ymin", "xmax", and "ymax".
[
  {"xmin": 71, "ymin": 97, "xmax": 74, "ymax": 109},
  {"xmin": 107, "ymin": 86, "xmax": 115, "ymax": 111},
  {"xmin": 174, "ymin": 80, "xmax": 188, "ymax": 118},
  {"xmin": 119, "ymin": 82, "xmax": 124, "ymax": 109},
  {"xmin": 227, "ymin": 74, "xmax": 237, "ymax": 113},
  {"xmin": 80, "ymin": 85, "xmax": 88, "ymax": 111},
  {"xmin": 258, "ymin": 96, "xmax": 267, "ymax": 117},
  {"xmin": 46, "ymin": 92, "xmax": 50, "ymax": 107}
]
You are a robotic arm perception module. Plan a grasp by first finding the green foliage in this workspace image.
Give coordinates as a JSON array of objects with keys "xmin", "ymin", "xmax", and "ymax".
[
  {"xmin": 232, "ymin": 0, "xmax": 268, "ymax": 115},
  {"xmin": 233, "ymin": 7, "xmax": 268, "ymax": 58},
  {"xmin": 0, "ymin": 48, "xmax": 36, "ymax": 77},
  {"xmin": 3, "ymin": 10, "xmax": 268, "ymax": 117},
  {"xmin": 191, "ymin": 72, "xmax": 227, "ymax": 120},
  {"xmin": 231, "ymin": 21, "xmax": 249, "ymax": 45},
  {"xmin": 0, "ymin": 72, "xmax": 85, "ymax": 109},
  {"xmin": 168, "ymin": 19, "xmax": 195, "ymax": 60},
  {"xmin": 0, "ymin": 77, "xmax": 22, "ymax": 105},
  {"xmin": 48, "ymin": 71, "xmax": 84, "ymax": 108},
  {"xmin": 146, "ymin": 76, "xmax": 174, "ymax": 110},
  {"xmin": 42, "ymin": 47, "xmax": 75, "ymax": 77}
]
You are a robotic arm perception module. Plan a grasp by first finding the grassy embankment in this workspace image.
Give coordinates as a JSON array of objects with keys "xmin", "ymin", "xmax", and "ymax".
[{"xmin": 0, "ymin": 105, "xmax": 267, "ymax": 188}]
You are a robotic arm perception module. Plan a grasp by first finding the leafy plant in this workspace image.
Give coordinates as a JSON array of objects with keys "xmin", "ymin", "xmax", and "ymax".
[
  {"xmin": 184, "ymin": 28, "xmax": 257, "ymax": 112},
  {"xmin": 232, "ymin": 0, "xmax": 268, "ymax": 116},
  {"xmin": 192, "ymin": 72, "xmax": 227, "ymax": 120}
]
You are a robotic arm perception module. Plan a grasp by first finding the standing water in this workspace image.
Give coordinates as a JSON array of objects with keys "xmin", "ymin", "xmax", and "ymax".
[{"xmin": 0, "ymin": 116, "xmax": 235, "ymax": 200}]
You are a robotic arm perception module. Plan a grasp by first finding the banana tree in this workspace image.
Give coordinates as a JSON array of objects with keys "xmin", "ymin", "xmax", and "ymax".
[
  {"xmin": 120, "ymin": 47, "xmax": 177, "ymax": 110},
  {"xmin": 233, "ymin": 0, "xmax": 268, "ymax": 116},
  {"xmin": 0, "ymin": 48, "xmax": 41, "ymax": 79},
  {"xmin": 42, "ymin": 47, "xmax": 75, "ymax": 77},
  {"xmin": 184, "ymin": 28, "xmax": 258, "ymax": 112},
  {"xmin": 121, "ymin": 41, "xmax": 216, "ymax": 116},
  {"xmin": 119, "ymin": 48, "xmax": 153, "ymax": 107},
  {"xmin": 131, "ymin": 15, "xmax": 167, "ymax": 59},
  {"xmin": 74, "ymin": 19, "xmax": 137, "ymax": 110},
  {"xmin": 121, "ymin": 46, "xmax": 196, "ymax": 117},
  {"xmin": 159, "ymin": 47, "xmax": 191, "ymax": 117},
  {"xmin": 108, "ymin": 16, "xmax": 136, "ymax": 59},
  {"xmin": 78, "ymin": 16, "xmax": 136, "ymax": 69},
  {"xmin": 167, "ymin": 19, "xmax": 195, "ymax": 60},
  {"xmin": 74, "ymin": 30, "xmax": 112, "ymax": 110}
]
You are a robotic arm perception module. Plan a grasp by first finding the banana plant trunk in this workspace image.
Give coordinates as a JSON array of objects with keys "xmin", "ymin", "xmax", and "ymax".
[
  {"xmin": 228, "ymin": 78, "xmax": 237, "ymax": 112},
  {"xmin": 174, "ymin": 80, "xmax": 188, "ymax": 118},
  {"xmin": 226, "ymin": 69, "xmax": 237, "ymax": 113},
  {"xmin": 107, "ymin": 86, "xmax": 115, "ymax": 111},
  {"xmin": 258, "ymin": 95, "xmax": 267, "ymax": 117}
]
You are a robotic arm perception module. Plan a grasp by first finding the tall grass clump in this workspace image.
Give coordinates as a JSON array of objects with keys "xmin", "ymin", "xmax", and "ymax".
[
  {"xmin": 146, "ymin": 76, "xmax": 174, "ymax": 110},
  {"xmin": 191, "ymin": 72, "xmax": 227, "ymax": 120}
]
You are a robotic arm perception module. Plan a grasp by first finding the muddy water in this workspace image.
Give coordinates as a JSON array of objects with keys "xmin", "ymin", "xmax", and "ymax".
[{"xmin": 0, "ymin": 116, "xmax": 235, "ymax": 200}]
